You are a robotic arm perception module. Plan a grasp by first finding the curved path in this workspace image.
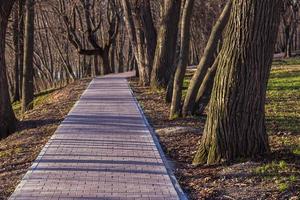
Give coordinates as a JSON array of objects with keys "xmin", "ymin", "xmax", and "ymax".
[{"xmin": 10, "ymin": 71, "xmax": 186, "ymax": 200}]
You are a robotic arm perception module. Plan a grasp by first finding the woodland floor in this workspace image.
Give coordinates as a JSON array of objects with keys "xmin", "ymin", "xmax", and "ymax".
[
  {"xmin": 129, "ymin": 63, "xmax": 300, "ymax": 199},
  {"xmin": 0, "ymin": 78, "xmax": 91, "ymax": 200},
  {"xmin": 0, "ymin": 64, "xmax": 299, "ymax": 200}
]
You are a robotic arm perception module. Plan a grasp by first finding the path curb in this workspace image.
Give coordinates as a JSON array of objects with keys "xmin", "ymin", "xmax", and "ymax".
[{"xmin": 128, "ymin": 81, "xmax": 189, "ymax": 200}]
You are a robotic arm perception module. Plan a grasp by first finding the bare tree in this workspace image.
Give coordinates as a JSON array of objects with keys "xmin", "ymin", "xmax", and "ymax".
[
  {"xmin": 0, "ymin": 0, "xmax": 17, "ymax": 138},
  {"xmin": 150, "ymin": 0, "xmax": 181, "ymax": 89},
  {"xmin": 182, "ymin": 0, "xmax": 232, "ymax": 116},
  {"xmin": 121, "ymin": 0, "xmax": 156, "ymax": 86},
  {"xmin": 22, "ymin": 0, "xmax": 35, "ymax": 113},
  {"xmin": 170, "ymin": 0, "xmax": 195, "ymax": 119}
]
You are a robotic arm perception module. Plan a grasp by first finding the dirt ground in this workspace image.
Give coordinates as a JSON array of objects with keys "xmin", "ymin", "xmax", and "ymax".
[
  {"xmin": 0, "ymin": 75, "xmax": 298, "ymax": 200},
  {"xmin": 129, "ymin": 77, "xmax": 299, "ymax": 200},
  {"xmin": 0, "ymin": 78, "xmax": 91, "ymax": 200}
]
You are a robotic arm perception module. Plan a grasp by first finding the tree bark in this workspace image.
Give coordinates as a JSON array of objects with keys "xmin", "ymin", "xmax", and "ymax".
[
  {"xmin": 170, "ymin": 0, "xmax": 195, "ymax": 119},
  {"xmin": 93, "ymin": 55, "xmax": 100, "ymax": 76},
  {"xmin": 193, "ymin": 0, "xmax": 282, "ymax": 165},
  {"xmin": 18, "ymin": 0, "xmax": 25, "ymax": 97},
  {"xmin": 121, "ymin": 0, "xmax": 156, "ymax": 86},
  {"xmin": 0, "ymin": 1, "xmax": 17, "ymax": 139},
  {"xmin": 102, "ymin": 47, "xmax": 111, "ymax": 75},
  {"xmin": 151, "ymin": 0, "xmax": 181, "ymax": 89},
  {"xmin": 182, "ymin": 1, "xmax": 232, "ymax": 116},
  {"xmin": 194, "ymin": 56, "xmax": 219, "ymax": 115},
  {"xmin": 22, "ymin": 0, "xmax": 35, "ymax": 113},
  {"xmin": 13, "ymin": 5, "xmax": 20, "ymax": 102}
]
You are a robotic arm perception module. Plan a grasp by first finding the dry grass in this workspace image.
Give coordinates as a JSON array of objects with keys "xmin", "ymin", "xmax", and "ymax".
[
  {"xmin": 0, "ymin": 78, "xmax": 91, "ymax": 199},
  {"xmin": 129, "ymin": 63, "xmax": 300, "ymax": 199}
]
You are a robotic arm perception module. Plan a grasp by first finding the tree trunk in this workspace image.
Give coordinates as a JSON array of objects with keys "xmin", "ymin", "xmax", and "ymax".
[
  {"xmin": 193, "ymin": 0, "xmax": 282, "ymax": 165},
  {"xmin": 93, "ymin": 55, "xmax": 100, "ymax": 76},
  {"xmin": 285, "ymin": 24, "xmax": 296, "ymax": 58},
  {"xmin": 151, "ymin": 0, "xmax": 181, "ymax": 89},
  {"xmin": 22, "ymin": 0, "xmax": 35, "ymax": 113},
  {"xmin": 121, "ymin": 0, "xmax": 155, "ymax": 86},
  {"xmin": 109, "ymin": 44, "xmax": 115, "ymax": 73},
  {"xmin": 182, "ymin": 0, "xmax": 232, "ymax": 117},
  {"xmin": 13, "ymin": 6, "xmax": 20, "ymax": 102},
  {"xmin": 194, "ymin": 57, "xmax": 219, "ymax": 115},
  {"xmin": 102, "ymin": 48, "xmax": 111, "ymax": 75},
  {"xmin": 170, "ymin": 0, "xmax": 195, "ymax": 119},
  {"xmin": 18, "ymin": 0, "xmax": 25, "ymax": 97},
  {"xmin": 141, "ymin": 0, "xmax": 157, "ymax": 73},
  {"xmin": 0, "ymin": 1, "xmax": 17, "ymax": 139}
]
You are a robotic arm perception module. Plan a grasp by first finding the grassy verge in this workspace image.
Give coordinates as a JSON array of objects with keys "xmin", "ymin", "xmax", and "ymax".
[
  {"xmin": 12, "ymin": 88, "xmax": 62, "ymax": 118},
  {"xmin": 183, "ymin": 62, "xmax": 300, "ymax": 136},
  {"xmin": 266, "ymin": 65, "xmax": 300, "ymax": 134},
  {"xmin": 180, "ymin": 62, "xmax": 300, "ymax": 196},
  {"xmin": 0, "ymin": 79, "xmax": 91, "ymax": 199},
  {"xmin": 273, "ymin": 57, "xmax": 300, "ymax": 66}
]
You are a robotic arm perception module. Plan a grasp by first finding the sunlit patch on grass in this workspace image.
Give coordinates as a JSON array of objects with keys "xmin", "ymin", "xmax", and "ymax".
[
  {"xmin": 12, "ymin": 89, "xmax": 57, "ymax": 117},
  {"xmin": 254, "ymin": 160, "xmax": 298, "ymax": 192},
  {"xmin": 273, "ymin": 57, "xmax": 300, "ymax": 65},
  {"xmin": 266, "ymin": 65, "xmax": 300, "ymax": 134}
]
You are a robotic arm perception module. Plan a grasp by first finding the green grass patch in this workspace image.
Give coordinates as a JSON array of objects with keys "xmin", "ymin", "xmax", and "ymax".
[
  {"xmin": 12, "ymin": 88, "xmax": 58, "ymax": 117},
  {"xmin": 273, "ymin": 57, "xmax": 300, "ymax": 65},
  {"xmin": 254, "ymin": 161, "xmax": 298, "ymax": 192},
  {"xmin": 266, "ymin": 65, "xmax": 300, "ymax": 134},
  {"xmin": 182, "ymin": 63, "xmax": 300, "ymax": 134},
  {"xmin": 182, "ymin": 78, "xmax": 191, "ymax": 98},
  {"xmin": 0, "ymin": 147, "xmax": 22, "ymax": 158},
  {"xmin": 292, "ymin": 145, "xmax": 300, "ymax": 156}
]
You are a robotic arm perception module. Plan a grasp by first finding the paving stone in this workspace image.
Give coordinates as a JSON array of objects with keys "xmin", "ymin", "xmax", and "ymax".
[{"xmin": 9, "ymin": 72, "xmax": 181, "ymax": 200}]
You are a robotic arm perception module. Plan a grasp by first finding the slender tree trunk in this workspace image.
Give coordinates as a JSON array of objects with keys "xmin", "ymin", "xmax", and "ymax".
[
  {"xmin": 77, "ymin": 53, "xmax": 81, "ymax": 78},
  {"xmin": 170, "ymin": 0, "xmax": 195, "ymax": 119},
  {"xmin": 94, "ymin": 55, "xmax": 100, "ymax": 76},
  {"xmin": 121, "ymin": 0, "xmax": 155, "ymax": 86},
  {"xmin": 141, "ymin": 0, "xmax": 157, "ymax": 73},
  {"xmin": 194, "ymin": 57, "xmax": 219, "ymax": 115},
  {"xmin": 18, "ymin": 0, "xmax": 25, "ymax": 97},
  {"xmin": 193, "ymin": 41, "xmax": 223, "ymax": 115},
  {"xmin": 102, "ymin": 48, "xmax": 111, "ymax": 75},
  {"xmin": 13, "ymin": 6, "xmax": 20, "ymax": 102},
  {"xmin": 182, "ymin": 1, "xmax": 232, "ymax": 116},
  {"xmin": 193, "ymin": 0, "xmax": 282, "ymax": 165},
  {"xmin": 151, "ymin": 0, "xmax": 181, "ymax": 89},
  {"xmin": 285, "ymin": 26, "xmax": 291, "ymax": 58},
  {"xmin": 285, "ymin": 23, "xmax": 296, "ymax": 58},
  {"xmin": 0, "ymin": 1, "xmax": 17, "ymax": 139},
  {"xmin": 22, "ymin": 0, "xmax": 35, "ymax": 113}
]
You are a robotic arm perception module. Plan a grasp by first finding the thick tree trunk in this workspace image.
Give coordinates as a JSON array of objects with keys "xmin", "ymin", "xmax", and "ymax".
[
  {"xmin": 182, "ymin": 0, "xmax": 232, "ymax": 117},
  {"xmin": 151, "ymin": 0, "xmax": 181, "ymax": 89},
  {"xmin": 193, "ymin": 0, "xmax": 282, "ymax": 165},
  {"xmin": 22, "ymin": 0, "xmax": 35, "ymax": 113},
  {"xmin": 0, "ymin": 1, "xmax": 17, "ymax": 139},
  {"xmin": 170, "ymin": 0, "xmax": 195, "ymax": 119}
]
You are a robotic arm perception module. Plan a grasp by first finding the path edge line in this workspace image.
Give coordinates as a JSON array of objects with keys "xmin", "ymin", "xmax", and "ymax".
[
  {"xmin": 127, "ymin": 80, "xmax": 189, "ymax": 200},
  {"xmin": 9, "ymin": 78, "xmax": 95, "ymax": 200}
]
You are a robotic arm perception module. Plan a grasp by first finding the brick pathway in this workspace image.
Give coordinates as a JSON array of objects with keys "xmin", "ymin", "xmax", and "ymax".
[{"xmin": 10, "ymin": 72, "xmax": 186, "ymax": 200}]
